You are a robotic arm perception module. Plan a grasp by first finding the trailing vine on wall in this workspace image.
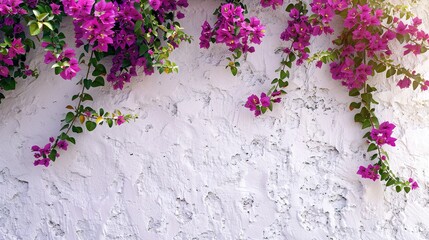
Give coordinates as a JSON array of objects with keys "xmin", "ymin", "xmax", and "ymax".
[{"xmin": 0, "ymin": 0, "xmax": 426, "ymax": 193}]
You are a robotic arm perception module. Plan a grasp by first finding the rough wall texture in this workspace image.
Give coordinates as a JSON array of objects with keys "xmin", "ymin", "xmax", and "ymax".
[{"xmin": 1, "ymin": 1, "xmax": 429, "ymax": 239}]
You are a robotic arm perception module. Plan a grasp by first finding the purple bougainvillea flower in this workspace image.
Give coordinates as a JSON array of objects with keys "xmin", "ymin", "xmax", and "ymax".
[
  {"xmin": 57, "ymin": 140, "xmax": 68, "ymax": 151},
  {"xmin": 0, "ymin": 66, "xmax": 9, "ymax": 77},
  {"xmin": 411, "ymin": 181, "xmax": 419, "ymax": 190},
  {"xmin": 357, "ymin": 164, "xmax": 380, "ymax": 181},
  {"xmin": 62, "ymin": 48, "xmax": 76, "ymax": 59},
  {"xmin": 260, "ymin": 0, "xmax": 283, "ymax": 9},
  {"xmin": 149, "ymin": 0, "xmax": 162, "ymax": 10},
  {"xmin": 260, "ymin": 93, "xmax": 271, "ymax": 107},
  {"xmin": 31, "ymin": 145, "xmax": 40, "ymax": 151},
  {"xmin": 370, "ymin": 121, "xmax": 397, "ymax": 147},
  {"xmin": 397, "ymin": 77, "xmax": 411, "ymax": 89},
  {"xmin": 177, "ymin": 11, "xmax": 185, "ymax": 19},
  {"xmin": 245, "ymin": 94, "xmax": 260, "ymax": 111},
  {"xmin": 116, "ymin": 116, "xmax": 126, "ymax": 126},
  {"xmin": 50, "ymin": 3, "xmax": 60, "ymax": 14},
  {"xmin": 13, "ymin": 24, "xmax": 24, "ymax": 34},
  {"xmin": 44, "ymin": 52, "xmax": 57, "ymax": 64},
  {"xmin": 9, "ymin": 38, "xmax": 25, "ymax": 57},
  {"xmin": 60, "ymin": 58, "xmax": 80, "ymax": 80},
  {"xmin": 409, "ymin": 178, "xmax": 419, "ymax": 190}
]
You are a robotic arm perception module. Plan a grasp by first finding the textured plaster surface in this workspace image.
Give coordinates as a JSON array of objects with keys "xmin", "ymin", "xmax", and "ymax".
[{"xmin": 1, "ymin": 0, "xmax": 429, "ymax": 239}]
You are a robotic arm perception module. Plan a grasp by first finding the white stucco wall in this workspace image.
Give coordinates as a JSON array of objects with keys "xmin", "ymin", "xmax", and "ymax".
[{"xmin": 1, "ymin": 1, "xmax": 429, "ymax": 239}]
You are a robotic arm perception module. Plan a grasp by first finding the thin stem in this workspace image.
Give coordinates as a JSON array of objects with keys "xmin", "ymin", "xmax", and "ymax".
[
  {"xmin": 52, "ymin": 50, "xmax": 94, "ymax": 148},
  {"xmin": 362, "ymin": 51, "xmax": 399, "ymax": 184}
]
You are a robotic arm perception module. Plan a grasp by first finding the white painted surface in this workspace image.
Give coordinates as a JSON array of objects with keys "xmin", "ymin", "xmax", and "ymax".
[{"xmin": 1, "ymin": 1, "xmax": 429, "ymax": 239}]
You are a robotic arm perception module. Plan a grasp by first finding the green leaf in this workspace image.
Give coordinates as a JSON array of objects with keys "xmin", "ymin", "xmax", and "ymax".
[
  {"xmin": 72, "ymin": 94, "xmax": 79, "ymax": 101},
  {"xmin": 362, "ymin": 120, "xmax": 372, "ymax": 129},
  {"xmin": 361, "ymin": 93, "xmax": 372, "ymax": 104},
  {"xmin": 42, "ymin": 22, "xmax": 53, "ymax": 30},
  {"xmin": 279, "ymin": 79, "xmax": 289, "ymax": 88},
  {"xmin": 386, "ymin": 179, "xmax": 396, "ymax": 186},
  {"xmin": 412, "ymin": 81, "xmax": 419, "ymax": 90},
  {"xmin": 32, "ymin": 9, "xmax": 41, "ymax": 17},
  {"xmin": 68, "ymin": 137, "xmax": 76, "ymax": 144},
  {"xmin": 386, "ymin": 67, "xmax": 396, "ymax": 78},
  {"xmin": 83, "ymin": 79, "xmax": 92, "ymax": 90},
  {"xmin": 375, "ymin": 64, "xmax": 387, "ymax": 73},
  {"xmin": 107, "ymin": 118, "xmax": 113, "ymax": 128},
  {"xmin": 92, "ymin": 64, "xmax": 107, "ymax": 76},
  {"xmin": 234, "ymin": 50, "xmax": 242, "ymax": 59},
  {"xmin": 65, "ymin": 112, "xmax": 75, "ymax": 123},
  {"xmin": 85, "ymin": 121, "xmax": 97, "ymax": 131},
  {"xmin": 354, "ymin": 113, "xmax": 364, "ymax": 123},
  {"xmin": 29, "ymin": 22, "xmax": 42, "ymax": 36},
  {"xmin": 134, "ymin": 20, "xmax": 143, "ymax": 34},
  {"xmin": 289, "ymin": 52, "xmax": 296, "ymax": 62},
  {"xmin": 81, "ymin": 93, "xmax": 93, "ymax": 102},
  {"xmin": 36, "ymin": 13, "xmax": 49, "ymax": 21},
  {"xmin": 349, "ymin": 88, "xmax": 360, "ymax": 97},
  {"xmin": 363, "ymin": 132, "xmax": 371, "ymax": 139},
  {"xmin": 48, "ymin": 149, "xmax": 57, "ymax": 161},
  {"xmin": 60, "ymin": 124, "xmax": 69, "ymax": 131},
  {"xmin": 231, "ymin": 67, "xmax": 237, "ymax": 76},
  {"xmin": 280, "ymin": 70, "xmax": 287, "ymax": 80},
  {"xmin": 72, "ymin": 126, "xmax": 83, "ymax": 133},
  {"xmin": 1, "ymin": 78, "xmax": 16, "ymax": 91},
  {"xmin": 396, "ymin": 185, "xmax": 402, "ymax": 192},
  {"xmin": 367, "ymin": 143, "xmax": 377, "ymax": 152},
  {"xmin": 54, "ymin": 67, "xmax": 62, "ymax": 75},
  {"xmin": 92, "ymin": 76, "xmax": 105, "ymax": 87},
  {"xmin": 404, "ymin": 187, "xmax": 411, "ymax": 193},
  {"xmin": 60, "ymin": 132, "xmax": 69, "ymax": 140},
  {"xmin": 371, "ymin": 117, "xmax": 379, "ymax": 128},
  {"xmin": 349, "ymin": 102, "xmax": 361, "ymax": 111}
]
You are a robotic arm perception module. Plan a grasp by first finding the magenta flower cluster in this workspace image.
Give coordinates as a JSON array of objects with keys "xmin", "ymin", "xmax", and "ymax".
[
  {"xmin": 61, "ymin": 0, "xmax": 189, "ymax": 89},
  {"xmin": 280, "ymin": 8, "xmax": 312, "ymax": 65},
  {"xmin": 199, "ymin": 3, "xmax": 265, "ymax": 54},
  {"xmin": 63, "ymin": 0, "xmax": 117, "ymax": 52},
  {"xmin": 32, "ymin": 137, "xmax": 68, "ymax": 167},
  {"xmin": 357, "ymin": 164, "xmax": 380, "ymax": 181},
  {"xmin": 409, "ymin": 178, "xmax": 419, "ymax": 190},
  {"xmin": 310, "ymin": 0, "xmax": 348, "ymax": 25},
  {"xmin": 0, "ymin": 0, "xmax": 424, "ymax": 193},
  {"xmin": 260, "ymin": 0, "xmax": 283, "ymax": 9},
  {"xmin": 280, "ymin": 6, "xmax": 330, "ymax": 65},
  {"xmin": 329, "ymin": 5, "xmax": 387, "ymax": 89},
  {"xmin": 396, "ymin": 17, "xmax": 429, "ymax": 56},
  {"xmin": 0, "ymin": 38, "xmax": 26, "ymax": 77},
  {"xmin": 370, "ymin": 121, "xmax": 397, "ymax": 147},
  {"xmin": 0, "ymin": 2, "xmax": 35, "ymax": 87},
  {"xmin": 148, "ymin": 0, "xmax": 188, "ymax": 20},
  {"xmin": 244, "ymin": 91, "xmax": 281, "ymax": 116},
  {"xmin": 44, "ymin": 46, "xmax": 81, "ymax": 80},
  {"xmin": 0, "ymin": 0, "xmax": 27, "ymax": 15}
]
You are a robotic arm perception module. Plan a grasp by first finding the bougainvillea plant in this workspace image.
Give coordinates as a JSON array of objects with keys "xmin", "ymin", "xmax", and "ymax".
[
  {"xmin": 0, "ymin": 0, "xmax": 425, "ymax": 194},
  {"xmin": 199, "ymin": 0, "xmax": 265, "ymax": 75},
  {"xmin": 239, "ymin": 0, "xmax": 426, "ymax": 193},
  {"xmin": 0, "ymin": 0, "xmax": 190, "ymax": 166}
]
